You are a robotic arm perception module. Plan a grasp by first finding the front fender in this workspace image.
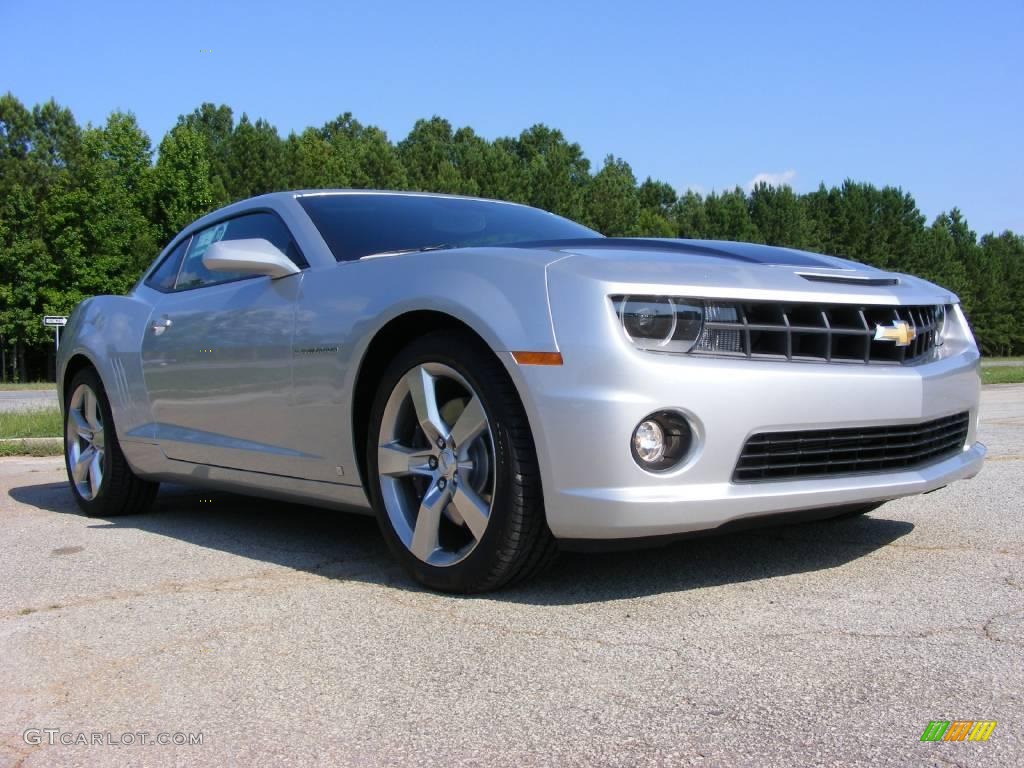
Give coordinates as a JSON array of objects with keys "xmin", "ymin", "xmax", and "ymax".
[{"xmin": 289, "ymin": 249, "xmax": 563, "ymax": 485}]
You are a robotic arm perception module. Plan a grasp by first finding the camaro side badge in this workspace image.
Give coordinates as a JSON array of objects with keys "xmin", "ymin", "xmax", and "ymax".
[{"xmin": 874, "ymin": 320, "xmax": 917, "ymax": 347}]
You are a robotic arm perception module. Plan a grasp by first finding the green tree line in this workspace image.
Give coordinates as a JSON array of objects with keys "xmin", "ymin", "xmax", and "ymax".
[{"xmin": 2, "ymin": 93, "xmax": 1022, "ymax": 379}]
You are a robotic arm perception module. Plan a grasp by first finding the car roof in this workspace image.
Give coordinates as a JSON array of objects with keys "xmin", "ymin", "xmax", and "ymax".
[
  {"xmin": 270, "ymin": 189, "xmax": 531, "ymax": 206},
  {"xmin": 180, "ymin": 190, "xmax": 530, "ymax": 240}
]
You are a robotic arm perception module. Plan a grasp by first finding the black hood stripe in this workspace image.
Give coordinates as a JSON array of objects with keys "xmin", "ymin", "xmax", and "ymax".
[{"xmin": 507, "ymin": 237, "xmax": 839, "ymax": 268}]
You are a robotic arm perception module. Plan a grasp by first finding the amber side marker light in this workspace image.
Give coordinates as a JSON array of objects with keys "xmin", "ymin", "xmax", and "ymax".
[{"xmin": 511, "ymin": 351, "xmax": 563, "ymax": 366}]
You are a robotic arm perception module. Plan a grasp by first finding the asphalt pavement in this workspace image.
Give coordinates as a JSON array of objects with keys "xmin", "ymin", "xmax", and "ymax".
[
  {"xmin": 0, "ymin": 390, "xmax": 58, "ymax": 414},
  {"xmin": 0, "ymin": 387, "xmax": 1021, "ymax": 767}
]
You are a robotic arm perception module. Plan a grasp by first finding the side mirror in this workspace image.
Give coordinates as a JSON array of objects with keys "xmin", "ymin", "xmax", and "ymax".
[{"xmin": 202, "ymin": 238, "xmax": 301, "ymax": 279}]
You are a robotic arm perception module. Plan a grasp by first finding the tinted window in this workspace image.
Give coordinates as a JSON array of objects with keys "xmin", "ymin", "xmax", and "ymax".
[
  {"xmin": 175, "ymin": 212, "xmax": 306, "ymax": 291},
  {"xmin": 298, "ymin": 194, "xmax": 600, "ymax": 262},
  {"xmin": 145, "ymin": 237, "xmax": 190, "ymax": 292}
]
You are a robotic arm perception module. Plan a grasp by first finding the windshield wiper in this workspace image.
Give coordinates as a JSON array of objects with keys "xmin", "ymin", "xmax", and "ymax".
[{"xmin": 361, "ymin": 243, "xmax": 454, "ymax": 260}]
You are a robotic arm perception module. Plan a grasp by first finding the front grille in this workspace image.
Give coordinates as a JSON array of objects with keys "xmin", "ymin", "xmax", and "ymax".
[
  {"xmin": 691, "ymin": 301, "xmax": 943, "ymax": 365},
  {"xmin": 734, "ymin": 412, "xmax": 970, "ymax": 482}
]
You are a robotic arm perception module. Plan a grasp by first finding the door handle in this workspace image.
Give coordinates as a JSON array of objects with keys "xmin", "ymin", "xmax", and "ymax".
[{"xmin": 151, "ymin": 316, "xmax": 172, "ymax": 335}]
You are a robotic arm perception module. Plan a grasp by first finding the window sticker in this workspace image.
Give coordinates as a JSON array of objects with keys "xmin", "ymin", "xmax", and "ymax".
[{"xmin": 189, "ymin": 222, "xmax": 229, "ymax": 261}]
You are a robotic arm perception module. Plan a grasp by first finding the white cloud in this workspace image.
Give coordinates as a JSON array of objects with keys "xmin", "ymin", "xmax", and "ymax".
[{"xmin": 746, "ymin": 169, "xmax": 797, "ymax": 191}]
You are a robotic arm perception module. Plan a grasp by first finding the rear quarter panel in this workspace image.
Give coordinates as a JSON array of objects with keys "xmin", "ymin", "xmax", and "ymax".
[{"xmin": 58, "ymin": 294, "xmax": 156, "ymax": 445}]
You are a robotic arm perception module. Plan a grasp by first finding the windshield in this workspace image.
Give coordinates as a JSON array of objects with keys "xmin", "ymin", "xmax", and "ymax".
[{"xmin": 297, "ymin": 193, "xmax": 601, "ymax": 262}]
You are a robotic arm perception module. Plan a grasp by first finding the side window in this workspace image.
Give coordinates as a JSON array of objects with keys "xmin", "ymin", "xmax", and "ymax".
[
  {"xmin": 174, "ymin": 212, "xmax": 307, "ymax": 291},
  {"xmin": 225, "ymin": 211, "xmax": 309, "ymax": 269},
  {"xmin": 176, "ymin": 222, "xmax": 235, "ymax": 290},
  {"xmin": 145, "ymin": 237, "xmax": 190, "ymax": 292}
]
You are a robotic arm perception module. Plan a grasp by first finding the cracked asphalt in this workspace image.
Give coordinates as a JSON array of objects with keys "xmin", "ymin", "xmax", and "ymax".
[{"xmin": 1, "ymin": 387, "xmax": 1022, "ymax": 767}]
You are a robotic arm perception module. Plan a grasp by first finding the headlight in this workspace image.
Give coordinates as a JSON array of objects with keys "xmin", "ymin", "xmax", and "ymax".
[
  {"xmin": 934, "ymin": 305, "xmax": 947, "ymax": 347},
  {"xmin": 613, "ymin": 295, "xmax": 703, "ymax": 353}
]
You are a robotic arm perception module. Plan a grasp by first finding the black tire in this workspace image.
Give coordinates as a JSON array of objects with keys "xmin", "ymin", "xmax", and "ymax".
[
  {"xmin": 63, "ymin": 367, "xmax": 158, "ymax": 517},
  {"xmin": 366, "ymin": 331, "xmax": 557, "ymax": 593}
]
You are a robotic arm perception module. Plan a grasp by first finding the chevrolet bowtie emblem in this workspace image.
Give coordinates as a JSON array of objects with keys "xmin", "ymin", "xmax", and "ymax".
[{"xmin": 874, "ymin": 320, "xmax": 917, "ymax": 347}]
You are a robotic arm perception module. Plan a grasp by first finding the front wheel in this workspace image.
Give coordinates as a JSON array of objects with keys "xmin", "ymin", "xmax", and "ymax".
[
  {"xmin": 64, "ymin": 367, "xmax": 158, "ymax": 517},
  {"xmin": 366, "ymin": 331, "xmax": 556, "ymax": 593}
]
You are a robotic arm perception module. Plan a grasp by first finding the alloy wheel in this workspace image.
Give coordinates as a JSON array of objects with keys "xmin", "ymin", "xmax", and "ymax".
[
  {"xmin": 66, "ymin": 383, "xmax": 106, "ymax": 501},
  {"xmin": 376, "ymin": 363, "xmax": 496, "ymax": 566}
]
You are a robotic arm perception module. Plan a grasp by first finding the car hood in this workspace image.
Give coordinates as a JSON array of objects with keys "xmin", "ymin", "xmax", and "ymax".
[{"xmin": 523, "ymin": 238, "xmax": 958, "ymax": 306}]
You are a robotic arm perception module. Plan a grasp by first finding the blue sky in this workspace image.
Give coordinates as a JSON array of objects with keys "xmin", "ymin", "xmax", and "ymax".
[{"xmin": 3, "ymin": 0, "xmax": 1021, "ymax": 235}]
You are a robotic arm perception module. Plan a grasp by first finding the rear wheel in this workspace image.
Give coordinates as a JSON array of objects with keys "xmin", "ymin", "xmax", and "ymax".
[
  {"xmin": 64, "ymin": 367, "xmax": 158, "ymax": 517},
  {"xmin": 366, "ymin": 331, "xmax": 556, "ymax": 593}
]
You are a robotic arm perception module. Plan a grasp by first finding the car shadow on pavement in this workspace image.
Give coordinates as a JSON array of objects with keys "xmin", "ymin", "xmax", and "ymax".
[{"xmin": 10, "ymin": 480, "xmax": 913, "ymax": 605}]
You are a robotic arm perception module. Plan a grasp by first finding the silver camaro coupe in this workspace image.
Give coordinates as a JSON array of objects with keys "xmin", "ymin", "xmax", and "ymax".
[{"xmin": 57, "ymin": 190, "xmax": 985, "ymax": 592}]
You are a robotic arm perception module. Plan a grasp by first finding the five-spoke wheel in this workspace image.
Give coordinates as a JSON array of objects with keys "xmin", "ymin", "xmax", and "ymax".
[
  {"xmin": 377, "ymin": 362, "xmax": 496, "ymax": 566},
  {"xmin": 63, "ymin": 367, "xmax": 158, "ymax": 517},
  {"xmin": 367, "ymin": 331, "xmax": 555, "ymax": 592},
  {"xmin": 66, "ymin": 383, "xmax": 106, "ymax": 500}
]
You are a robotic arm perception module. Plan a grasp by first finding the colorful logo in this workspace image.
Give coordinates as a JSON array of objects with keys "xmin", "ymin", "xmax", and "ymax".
[{"xmin": 920, "ymin": 721, "xmax": 996, "ymax": 742}]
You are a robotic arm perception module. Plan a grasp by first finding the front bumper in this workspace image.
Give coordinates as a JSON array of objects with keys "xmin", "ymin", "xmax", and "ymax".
[{"xmin": 510, "ymin": 312, "xmax": 984, "ymax": 541}]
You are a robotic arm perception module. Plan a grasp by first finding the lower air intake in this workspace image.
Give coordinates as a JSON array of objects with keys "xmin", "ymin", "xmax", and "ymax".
[{"xmin": 734, "ymin": 412, "xmax": 970, "ymax": 482}]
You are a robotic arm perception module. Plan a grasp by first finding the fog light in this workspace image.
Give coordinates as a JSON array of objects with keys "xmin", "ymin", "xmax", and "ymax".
[
  {"xmin": 631, "ymin": 411, "xmax": 694, "ymax": 472},
  {"xmin": 633, "ymin": 420, "xmax": 666, "ymax": 463}
]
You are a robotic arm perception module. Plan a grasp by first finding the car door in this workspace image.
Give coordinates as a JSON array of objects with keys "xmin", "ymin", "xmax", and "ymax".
[{"xmin": 140, "ymin": 211, "xmax": 310, "ymax": 476}]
